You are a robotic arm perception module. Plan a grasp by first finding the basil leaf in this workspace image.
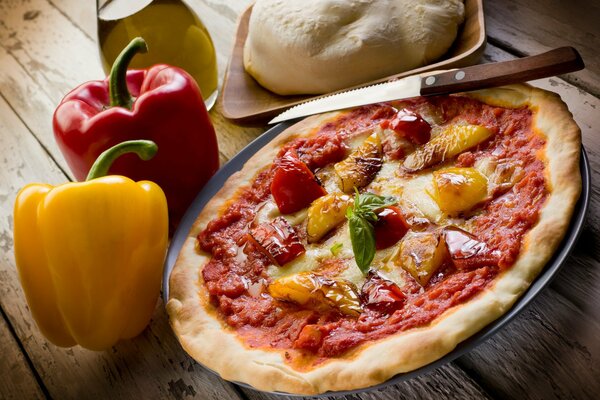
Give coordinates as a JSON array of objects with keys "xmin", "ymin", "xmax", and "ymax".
[
  {"xmin": 355, "ymin": 192, "xmax": 397, "ymax": 221},
  {"xmin": 348, "ymin": 214, "xmax": 376, "ymax": 275},
  {"xmin": 347, "ymin": 191, "xmax": 397, "ymax": 274}
]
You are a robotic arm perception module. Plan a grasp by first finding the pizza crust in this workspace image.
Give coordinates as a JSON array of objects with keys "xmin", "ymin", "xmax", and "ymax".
[{"xmin": 167, "ymin": 84, "xmax": 581, "ymax": 394}]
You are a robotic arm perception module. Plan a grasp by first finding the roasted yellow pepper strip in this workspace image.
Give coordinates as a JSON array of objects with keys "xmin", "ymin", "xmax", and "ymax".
[{"xmin": 13, "ymin": 140, "xmax": 168, "ymax": 350}]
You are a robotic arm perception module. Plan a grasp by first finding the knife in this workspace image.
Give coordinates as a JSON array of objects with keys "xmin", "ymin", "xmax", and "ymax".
[{"xmin": 269, "ymin": 47, "xmax": 584, "ymax": 124}]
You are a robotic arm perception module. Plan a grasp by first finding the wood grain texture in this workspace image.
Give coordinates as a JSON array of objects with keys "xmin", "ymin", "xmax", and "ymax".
[
  {"xmin": 420, "ymin": 47, "xmax": 584, "ymax": 96},
  {"xmin": 0, "ymin": 0, "xmax": 103, "ymax": 101},
  {"xmin": 0, "ymin": 91, "xmax": 243, "ymax": 399},
  {"xmin": 0, "ymin": 315, "xmax": 45, "ymax": 400},
  {"xmin": 484, "ymin": 0, "xmax": 600, "ymax": 97},
  {"xmin": 0, "ymin": 44, "xmax": 72, "ymax": 177},
  {"xmin": 457, "ymin": 289, "xmax": 600, "ymax": 400},
  {"xmin": 0, "ymin": 0, "xmax": 598, "ymax": 399}
]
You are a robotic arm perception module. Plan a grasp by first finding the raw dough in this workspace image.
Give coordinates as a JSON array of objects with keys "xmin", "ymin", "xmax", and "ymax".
[{"xmin": 244, "ymin": 0, "xmax": 465, "ymax": 95}]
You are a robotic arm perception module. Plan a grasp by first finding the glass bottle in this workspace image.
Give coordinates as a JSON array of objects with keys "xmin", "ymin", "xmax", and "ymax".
[{"xmin": 97, "ymin": 0, "xmax": 218, "ymax": 109}]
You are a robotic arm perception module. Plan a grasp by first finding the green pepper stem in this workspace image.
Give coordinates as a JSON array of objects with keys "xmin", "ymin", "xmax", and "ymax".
[
  {"xmin": 86, "ymin": 140, "xmax": 158, "ymax": 181},
  {"xmin": 109, "ymin": 37, "xmax": 148, "ymax": 109}
]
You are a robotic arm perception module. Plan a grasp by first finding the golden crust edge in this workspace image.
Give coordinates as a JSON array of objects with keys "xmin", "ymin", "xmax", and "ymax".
[{"xmin": 167, "ymin": 84, "xmax": 582, "ymax": 395}]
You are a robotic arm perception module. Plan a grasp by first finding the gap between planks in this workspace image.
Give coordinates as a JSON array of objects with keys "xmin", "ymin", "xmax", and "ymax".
[
  {"xmin": 0, "ymin": 1, "xmax": 493, "ymax": 398},
  {"xmin": 0, "ymin": 304, "xmax": 49, "ymax": 400},
  {"xmin": 1, "ymin": 1, "xmax": 596, "ymax": 398},
  {"xmin": 486, "ymin": 36, "xmax": 598, "ymax": 101},
  {"xmin": 0, "ymin": 89, "xmax": 71, "ymax": 180}
]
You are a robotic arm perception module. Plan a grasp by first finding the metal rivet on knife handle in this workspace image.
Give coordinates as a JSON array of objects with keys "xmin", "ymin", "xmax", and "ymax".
[{"xmin": 425, "ymin": 76, "xmax": 436, "ymax": 86}]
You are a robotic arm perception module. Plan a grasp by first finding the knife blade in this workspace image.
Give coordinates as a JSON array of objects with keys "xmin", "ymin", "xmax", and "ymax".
[{"xmin": 269, "ymin": 47, "xmax": 584, "ymax": 124}]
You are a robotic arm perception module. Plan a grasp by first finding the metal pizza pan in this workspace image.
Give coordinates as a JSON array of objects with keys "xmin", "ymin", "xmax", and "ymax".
[{"xmin": 163, "ymin": 121, "xmax": 591, "ymax": 397}]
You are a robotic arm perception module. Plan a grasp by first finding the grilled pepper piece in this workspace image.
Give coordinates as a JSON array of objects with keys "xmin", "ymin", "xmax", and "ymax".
[
  {"xmin": 404, "ymin": 124, "xmax": 493, "ymax": 171},
  {"xmin": 374, "ymin": 206, "xmax": 410, "ymax": 249},
  {"xmin": 334, "ymin": 132, "xmax": 382, "ymax": 192},
  {"xmin": 271, "ymin": 149, "xmax": 326, "ymax": 214},
  {"xmin": 13, "ymin": 140, "xmax": 168, "ymax": 350},
  {"xmin": 268, "ymin": 272, "xmax": 361, "ymax": 316},
  {"xmin": 395, "ymin": 231, "xmax": 447, "ymax": 286},
  {"xmin": 306, "ymin": 193, "xmax": 353, "ymax": 243},
  {"xmin": 380, "ymin": 109, "xmax": 431, "ymax": 145},
  {"xmin": 442, "ymin": 226, "xmax": 500, "ymax": 270},
  {"xmin": 361, "ymin": 271, "xmax": 406, "ymax": 313},
  {"xmin": 249, "ymin": 217, "xmax": 305, "ymax": 266},
  {"xmin": 432, "ymin": 167, "xmax": 488, "ymax": 215},
  {"xmin": 53, "ymin": 37, "xmax": 218, "ymax": 230}
]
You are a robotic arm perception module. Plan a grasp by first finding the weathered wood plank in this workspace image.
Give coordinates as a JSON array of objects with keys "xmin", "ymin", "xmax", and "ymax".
[
  {"xmin": 241, "ymin": 363, "xmax": 492, "ymax": 400},
  {"xmin": 47, "ymin": 0, "xmax": 96, "ymax": 40},
  {"xmin": 0, "ymin": 44, "xmax": 72, "ymax": 177},
  {"xmin": 0, "ymin": 313, "xmax": 45, "ymax": 400},
  {"xmin": 456, "ymin": 289, "xmax": 600, "ymax": 399},
  {"xmin": 1, "ymin": 2, "xmax": 598, "ymax": 400},
  {"xmin": 0, "ymin": 93, "xmax": 243, "ymax": 399},
  {"xmin": 0, "ymin": 0, "xmax": 103, "ymax": 102},
  {"xmin": 0, "ymin": 0, "xmax": 261, "ymax": 169},
  {"xmin": 484, "ymin": 0, "xmax": 600, "ymax": 97}
]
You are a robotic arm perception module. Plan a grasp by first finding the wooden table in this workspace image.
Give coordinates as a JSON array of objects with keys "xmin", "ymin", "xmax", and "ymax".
[{"xmin": 1, "ymin": 1, "xmax": 598, "ymax": 399}]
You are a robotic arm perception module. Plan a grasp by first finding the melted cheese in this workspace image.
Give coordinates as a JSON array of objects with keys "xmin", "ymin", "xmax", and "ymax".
[
  {"xmin": 255, "ymin": 200, "xmax": 308, "ymax": 227},
  {"xmin": 401, "ymin": 173, "xmax": 445, "ymax": 223},
  {"xmin": 267, "ymin": 216, "xmax": 398, "ymax": 288},
  {"xmin": 263, "ymin": 124, "xmax": 493, "ymax": 291},
  {"xmin": 371, "ymin": 160, "xmax": 446, "ymax": 224}
]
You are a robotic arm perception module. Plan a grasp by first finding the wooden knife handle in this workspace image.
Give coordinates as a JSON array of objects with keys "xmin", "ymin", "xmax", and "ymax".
[{"xmin": 420, "ymin": 47, "xmax": 585, "ymax": 96}]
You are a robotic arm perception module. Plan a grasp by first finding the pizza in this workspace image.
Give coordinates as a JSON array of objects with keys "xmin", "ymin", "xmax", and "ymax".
[{"xmin": 167, "ymin": 84, "xmax": 581, "ymax": 394}]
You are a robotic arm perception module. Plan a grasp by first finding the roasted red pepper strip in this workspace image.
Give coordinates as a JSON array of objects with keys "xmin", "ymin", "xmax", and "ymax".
[
  {"xmin": 270, "ymin": 149, "xmax": 326, "ymax": 214},
  {"xmin": 381, "ymin": 109, "xmax": 431, "ymax": 145},
  {"xmin": 374, "ymin": 206, "xmax": 409, "ymax": 249},
  {"xmin": 249, "ymin": 217, "xmax": 305, "ymax": 266},
  {"xmin": 52, "ymin": 37, "xmax": 219, "ymax": 230},
  {"xmin": 443, "ymin": 226, "xmax": 500, "ymax": 270},
  {"xmin": 361, "ymin": 271, "xmax": 406, "ymax": 313}
]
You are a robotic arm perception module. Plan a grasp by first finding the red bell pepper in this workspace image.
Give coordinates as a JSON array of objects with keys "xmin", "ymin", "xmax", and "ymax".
[
  {"xmin": 381, "ymin": 109, "xmax": 431, "ymax": 144},
  {"xmin": 248, "ymin": 217, "xmax": 305, "ymax": 266},
  {"xmin": 361, "ymin": 271, "xmax": 406, "ymax": 313},
  {"xmin": 374, "ymin": 206, "xmax": 409, "ymax": 249},
  {"xmin": 53, "ymin": 37, "xmax": 219, "ymax": 229},
  {"xmin": 270, "ymin": 149, "xmax": 326, "ymax": 214}
]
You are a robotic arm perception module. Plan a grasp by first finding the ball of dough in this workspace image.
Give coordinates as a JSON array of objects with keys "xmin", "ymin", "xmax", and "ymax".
[{"xmin": 243, "ymin": 0, "xmax": 465, "ymax": 95}]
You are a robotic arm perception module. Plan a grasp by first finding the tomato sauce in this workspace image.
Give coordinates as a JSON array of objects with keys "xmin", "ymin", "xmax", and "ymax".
[{"xmin": 197, "ymin": 97, "xmax": 546, "ymax": 363}]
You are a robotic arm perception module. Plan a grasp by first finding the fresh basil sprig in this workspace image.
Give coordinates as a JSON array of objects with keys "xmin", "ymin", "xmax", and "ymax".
[{"xmin": 346, "ymin": 190, "xmax": 397, "ymax": 274}]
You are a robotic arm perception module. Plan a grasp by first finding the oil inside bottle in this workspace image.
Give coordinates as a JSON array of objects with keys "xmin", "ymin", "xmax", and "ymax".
[{"xmin": 97, "ymin": 0, "xmax": 218, "ymax": 109}]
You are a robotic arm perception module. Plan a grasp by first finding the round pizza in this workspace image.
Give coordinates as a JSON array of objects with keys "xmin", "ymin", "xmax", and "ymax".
[{"xmin": 167, "ymin": 84, "xmax": 581, "ymax": 394}]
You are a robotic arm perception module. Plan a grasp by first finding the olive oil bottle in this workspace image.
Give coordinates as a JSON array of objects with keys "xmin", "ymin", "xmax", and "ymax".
[{"xmin": 97, "ymin": 0, "xmax": 218, "ymax": 109}]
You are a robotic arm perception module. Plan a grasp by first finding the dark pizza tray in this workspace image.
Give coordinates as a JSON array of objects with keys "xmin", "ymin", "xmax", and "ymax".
[{"xmin": 163, "ymin": 121, "xmax": 591, "ymax": 397}]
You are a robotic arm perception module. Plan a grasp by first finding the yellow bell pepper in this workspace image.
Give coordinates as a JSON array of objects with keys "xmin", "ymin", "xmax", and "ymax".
[{"xmin": 13, "ymin": 140, "xmax": 168, "ymax": 350}]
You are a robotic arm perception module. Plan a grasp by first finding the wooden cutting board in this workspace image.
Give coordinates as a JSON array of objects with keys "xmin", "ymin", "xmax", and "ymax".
[{"xmin": 220, "ymin": 0, "xmax": 486, "ymax": 125}]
